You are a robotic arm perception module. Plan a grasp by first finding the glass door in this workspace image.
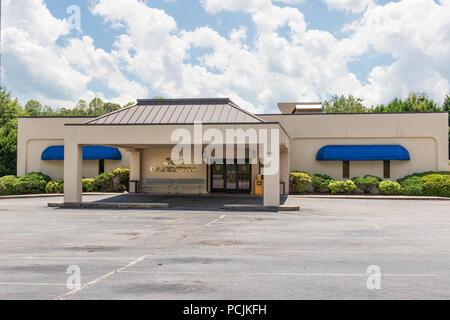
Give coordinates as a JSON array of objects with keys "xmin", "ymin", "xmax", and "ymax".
[
  {"xmin": 226, "ymin": 164, "xmax": 237, "ymax": 191},
  {"xmin": 237, "ymin": 164, "xmax": 251, "ymax": 193},
  {"xmin": 210, "ymin": 161, "xmax": 251, "ymax": 194},
  {"xmin": 211, "ymin": 164, "xmax": 225, "ymax": 192}
]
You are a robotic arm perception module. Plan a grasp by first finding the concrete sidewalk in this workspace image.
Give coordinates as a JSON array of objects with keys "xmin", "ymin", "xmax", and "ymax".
[
  {"xmin": 2, "ymin": 192, "xmax": 448, "ymax": 201},
  {"xmin": 292, "ymin": 194, "xmax": 450, "ymax": 201},
  {"xmin": 0, "ymin": 192, "xmax": 123, "ymax": 200}
]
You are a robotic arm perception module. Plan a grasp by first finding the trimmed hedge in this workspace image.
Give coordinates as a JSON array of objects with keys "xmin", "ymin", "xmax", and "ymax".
[
  {"xmin": 397, "ymin": 171, "xmax": 450, "ymax": 184},
  {"xmin": 43, "ymin": 169, "xmax": 130, "ymax": 194},
  {"xmin": 94, "ymin": 168, "xmax": 130, "ymax": 192},
  {"xmin": 422, "ymin": 174, "xmax": 450, "ymax": 197},
  {"xmin": 0, "ymin": 175, "xmax": 17, "ymax": 195},
  {"xmin": 352, "ymin": 175, "xmax": 382, "ymax": 194},
  {"xmin": 399, "ymin": 176, "xmax": 423, "ymax": 196},
  {"xmin": 328, "ymin": 180, "xmax": 357, "ymax": 195},
  {"xmin": 12, "ymin": 173, "xmax": 51, "ymax": 195},
  {"xmin": 379, "ymin": 180, "xmax": 403, "ymax": 195},
  {"xmin": 398, "ymin": 172, "xmax": 450, "ymax": 197},
  {"xmin": 311, "ymin": 174, "xmax": 333, "ymax": 193},
  {"xmin": 82, "ymin": 179, "xmax": 96, "ymax": 192},
  {"xmin": 289, "ymin": 172, "xmax": 312, "ymax": 193},
  {"xmin": 45, "ymin": 179, "xmax": 64, "ymax": 194}
]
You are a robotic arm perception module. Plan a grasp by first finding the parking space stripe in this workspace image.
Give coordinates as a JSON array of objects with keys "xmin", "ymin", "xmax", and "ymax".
[
  {"xmin": 55, "ymin": 213, "xmax": 227, "ymax": 300},
  {"xmin": 0, "ymin": 282, "xmax": 67, "ymax": 286},
  {"xmin": 120, "ymin": 271, "xmax": 438, "ymax": 277},
  {"xmin": 206, "ymin": 215, "xmax": 226, "ymax": 226}
]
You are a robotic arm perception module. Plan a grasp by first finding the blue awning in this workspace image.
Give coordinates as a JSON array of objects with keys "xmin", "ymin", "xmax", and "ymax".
[
  {"xmin": 41, "ymin": 146, "xmax": 122, "ymax": 161},
  {"xmin": 316, "ymin": 145, "xmax": 410, "ymax": 161}
]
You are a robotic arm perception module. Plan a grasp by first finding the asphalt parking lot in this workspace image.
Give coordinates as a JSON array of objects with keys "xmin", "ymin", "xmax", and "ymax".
[{"xmin": 0, "ymin": 195, "xmax": 449, "ymax": 300}]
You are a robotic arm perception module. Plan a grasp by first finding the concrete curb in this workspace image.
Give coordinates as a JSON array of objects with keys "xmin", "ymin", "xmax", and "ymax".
[
  {"xmin": 0, "ymin": 193, "xmax": 124, "ymax": 200},
  {"xmin": 291, "ymin": 195, "xmax": 450, "ymax": 201},
  {"xmin": 48, "ymin": 202, "xmax": 169, "ymax": 209},
  {"xmin": 223, "ymin": 204, "xmax": 299, "ymax": 212}
]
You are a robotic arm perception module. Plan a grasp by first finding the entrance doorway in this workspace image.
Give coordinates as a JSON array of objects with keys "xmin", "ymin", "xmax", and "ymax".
[{"xmin": 210, "ymin": 160, "xmax": 252, "ymax": 194}]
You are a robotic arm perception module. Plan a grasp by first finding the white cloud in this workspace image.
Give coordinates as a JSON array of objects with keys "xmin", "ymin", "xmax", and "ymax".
[
  {"xmin": 322, "ymin": 0, "xmax": 375, "ymax": 14},
  {"xmin": 2, "ymin": 0, "xmax": 450, "ymax": 112},
  {"xmin": 1, "ymin": 0, "xmax": 148, "ymax": 108},
  {"xmin": 199, "ymin": 0, "xmax": 272, "ymax": 14},
  {"xmin": 343, "ymin": 0, "xmax": 450, "ymax": 105}
]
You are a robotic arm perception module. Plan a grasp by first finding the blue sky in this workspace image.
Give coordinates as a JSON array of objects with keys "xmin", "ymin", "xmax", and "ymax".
[{"xmin": 2, "ymin": 0, "xmax": 449, "ymax": 113}]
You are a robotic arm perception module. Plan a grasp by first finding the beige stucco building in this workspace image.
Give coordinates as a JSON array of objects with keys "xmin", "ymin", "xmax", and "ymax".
[
  {"xmin": 17, "ymin": 117, "xmax": 130, "ymax": 180},
  {"xmin": 17, "ymin": 98, "xmax": 448, "ymax": 207}
]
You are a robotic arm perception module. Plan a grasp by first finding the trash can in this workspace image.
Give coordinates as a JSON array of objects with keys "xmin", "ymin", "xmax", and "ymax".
[
  {"xmin": 255, "ymin": 175, "xmax": 264, "ymax": 195},
  {"xmin": 130, "ymin": 180, "xmax": 140, "ymax": 193}
]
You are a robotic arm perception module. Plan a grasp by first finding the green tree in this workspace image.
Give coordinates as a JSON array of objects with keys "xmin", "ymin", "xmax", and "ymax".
[
  {"xmin": 371, "ymin": 92, "xmax": 441, "ymax": 113},
  {"xmin": 88, "ymin": 98, "xmax": 104, "ymax": 115},
  {"xmin": 24, "ymin": 100, "xmax": 43, "ymax": 116},
  {"xmin": 443, "ymin": 94, "xmax": 450, "ymax": 113},
  {"xmin": 443, "ymin": 94, "xmax": 450, "ymax": 159},
  {"xmin": 324, "ymin": 95, "xmax": 367, "ymax": 113},
  {"xmin": 102, "ymin": 102, "xmax": 121, "ymax": 114},
  {"xmin": 0, "ymin": 87, "xmax": 21, "ymax": 127},
  {"xmin": 0, "ymin": 87, "xmax": 22, "ymax": 176},
  {"xmin": 0, "ymin": 123, "xmax": 18, "ymax": 176}
]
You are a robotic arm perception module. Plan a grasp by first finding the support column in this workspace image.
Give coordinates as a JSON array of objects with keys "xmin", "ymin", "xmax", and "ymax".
[
  {"xmin": 128, "ymin": 150, "xmax": 141, "ymax": 193},
  {"xmin": 280, "ymin": 149, "xmax": 290, "ymax": 196},
  {"xmin": 64, "ymin": 143, "xmax": 83, "ymax": 203},
  {"xmin": 263, "ymin": 131, "xmax": 280, "ymax": 207}
]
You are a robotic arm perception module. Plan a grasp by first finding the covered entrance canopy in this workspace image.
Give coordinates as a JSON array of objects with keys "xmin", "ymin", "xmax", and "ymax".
[{"xmin": 63, "ymin": 98, "xmax": 290, "ymax": 207}]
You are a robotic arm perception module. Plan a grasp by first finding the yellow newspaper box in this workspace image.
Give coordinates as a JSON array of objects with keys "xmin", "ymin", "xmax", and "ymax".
[{"xmin": 255, "ymin": 176, "xmax": 264, "ymax": 195}]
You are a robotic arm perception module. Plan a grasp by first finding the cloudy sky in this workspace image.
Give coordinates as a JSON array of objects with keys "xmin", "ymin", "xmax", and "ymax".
[{"xmin": 1, "ymin": 0, "xmax": 449, "ymax": 113}]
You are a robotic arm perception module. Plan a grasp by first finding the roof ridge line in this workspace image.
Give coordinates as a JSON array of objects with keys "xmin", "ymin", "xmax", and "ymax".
[
  {"xmin": 226, "ymin": 99, "xmax": 264, "ymax": 123},
  {"xmin": 83, "ymin": 103, "xmax": 138, "ymax": 124}
]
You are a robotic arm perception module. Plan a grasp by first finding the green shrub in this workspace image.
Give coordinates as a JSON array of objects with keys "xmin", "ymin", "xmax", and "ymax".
[
  {"xmin": 0, "ymin": 184, "xmax": 6, "ymax": 195},
  {"xmin": 289, "ymin": 172, "xmax": 311, "ymax": 193},
  {"xmin": 399, "ymin": 176, "xmax": 423, "ymax": 196},
  {"xmin": 0, "ymin": 175, "xmax": 18, "ymax": 195},
  {"xmin": 82, "ymin": 178, "xmax": 96, "ymax": 192},
  {"xmin": 13, "ymin": 172, "xmax": 52, "ymax": 194},
  {"xmin": 46, "ymin": 181, "xmax": 60, "ymax": 194},
  {"xmin": 422, "ymin": 174, "xmax": 450, "ymax": 197},
  {"xmin": 328, "ymin": 180, "xmax": 357, "ymax": 195},
  {"xmin": 352, "ymin": 175, "xmax": 382, "ymax": 194},
  {"xmin": 343, "ymin": 180, "xmax": 357, "ymax": 194},
  {"xmin": 397, "ymin": 171, "xmax": 450, "ymax": 185},
  {"xmin": 94, "ymin": 168, "xmax": 130, "ymax": 192},
  {"xmin": 311, "ymin": 174, "xmax": 332, "ymax": 193},
  {"xmin": 379, "ymin": 180, "xmax": 403, "ymax": 195},
  {"xmin": 45, "ymin": 179, "xmax": 64, "ymax": 194},
  {"xmin": 328, "ymin": 180, "xmax": 344, "ymax": 194}
]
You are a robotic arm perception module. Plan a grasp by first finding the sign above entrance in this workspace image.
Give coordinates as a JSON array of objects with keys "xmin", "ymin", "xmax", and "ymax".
[{"xmin": 150, "ymin": 158, "xmax": 200, "ymax": 174}]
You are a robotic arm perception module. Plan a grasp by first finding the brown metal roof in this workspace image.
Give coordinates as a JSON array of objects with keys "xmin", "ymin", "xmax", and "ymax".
[{"xmin": 84, "ymin": 98, "xmax": 264, "ymax": 125}]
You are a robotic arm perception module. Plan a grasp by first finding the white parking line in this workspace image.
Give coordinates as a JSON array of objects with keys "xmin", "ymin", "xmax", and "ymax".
[
  {"xmin": 0, "ymin": 256, "xmax": 135, "ymax": 261},
  {"xmin": 56, "ymin": 251, "xmax": 158, "ymax": 300},
  {"xmin": 206, "ymin": 214, "xmax": 226, "ymax": 226},
  {"xmin": 56, "ymin": 214, "xmax": 227, "ymax": 300},
  {"xmin": 373, "ymin": 224, "xmax": 381, "ymax": 230},
  {"xmin": 121, "ymin": 271, "xmax": 437, "ymax": 277},
  {"xmin": 0, "ymin": 282, "xmax": 67, "ymax": 286}
]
